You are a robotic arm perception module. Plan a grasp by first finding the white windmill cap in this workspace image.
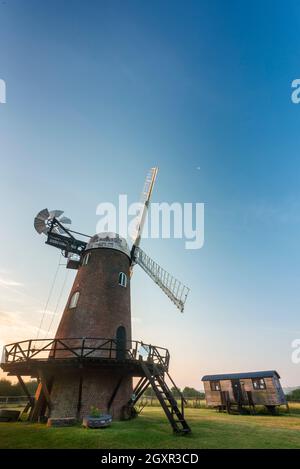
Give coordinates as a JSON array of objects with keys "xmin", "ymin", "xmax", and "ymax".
[{"xmin": 85, "ymin": 232, "xmax": 131, "ymax": 258}]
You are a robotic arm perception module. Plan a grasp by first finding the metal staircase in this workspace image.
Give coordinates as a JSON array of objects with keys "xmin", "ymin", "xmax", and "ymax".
[{"xmin": 128, "ymin": 362, "xmax": 191, "ymax": 435}]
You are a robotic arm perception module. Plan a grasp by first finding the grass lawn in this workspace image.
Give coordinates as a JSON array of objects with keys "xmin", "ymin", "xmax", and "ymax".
[{"xmin": 0, "ymin": 405, "xmax": 300, "ymax": 449}]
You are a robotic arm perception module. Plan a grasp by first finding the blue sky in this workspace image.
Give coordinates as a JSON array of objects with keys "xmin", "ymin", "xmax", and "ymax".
[{"xmin": 0, "ymin": 0, "xmax": 300, "ymax": 387}]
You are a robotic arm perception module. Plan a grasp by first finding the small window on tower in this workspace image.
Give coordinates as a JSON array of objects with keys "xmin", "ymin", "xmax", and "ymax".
[
  {"xmin": 119, "ymin": 272, "xmax": 127, "ymax": 288},
  {"xmin": 69, "ymin": 291, "xmax": 80, "ymax": 308},
  {"xmin": 82, "ymin": 252, "xmax": 91, "ymax": 266}
]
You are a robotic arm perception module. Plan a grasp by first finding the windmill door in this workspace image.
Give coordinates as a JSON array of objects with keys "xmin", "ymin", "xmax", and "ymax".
[
  {"xmin": 116, "ymin": 326, "xmax": 127, "ymax": 360},
  {"xmin": 231, "ymin": 380, "xmax": 242, "ymax": 404}
]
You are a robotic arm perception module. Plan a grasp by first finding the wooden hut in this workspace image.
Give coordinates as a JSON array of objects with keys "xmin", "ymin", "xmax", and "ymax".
[{"xmin": 202, "ymin": 370, "xmax": 286, "ymax": 414}]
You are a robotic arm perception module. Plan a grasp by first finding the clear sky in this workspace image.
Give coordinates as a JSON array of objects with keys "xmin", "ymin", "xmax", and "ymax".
[{"xmin": 0, "ymin": 0, "xmax": 300, "ymax": 388}]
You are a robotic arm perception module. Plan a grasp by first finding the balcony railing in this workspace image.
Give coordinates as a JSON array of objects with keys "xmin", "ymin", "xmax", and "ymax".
[{"xmin": 2, "ymin": 338, "xmax": 170, "ymax": 371}]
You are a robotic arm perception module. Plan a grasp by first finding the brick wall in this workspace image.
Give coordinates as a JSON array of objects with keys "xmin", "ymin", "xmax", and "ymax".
[
  {"xmin": 50, "ymin": 368, "xmax": 132, "ymax": 420},
  {"xmin": 48, "ymin": 246, "xmax": 133, "ymax": 420},
  {"xmin": 55, "ymin": 247, "xmax": 131, "ymax": 344}
]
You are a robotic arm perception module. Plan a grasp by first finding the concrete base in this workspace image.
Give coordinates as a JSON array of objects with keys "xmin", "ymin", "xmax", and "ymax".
[{"xmin": 47, "ymin": 417, "xmax": 77, "ymax": 427}]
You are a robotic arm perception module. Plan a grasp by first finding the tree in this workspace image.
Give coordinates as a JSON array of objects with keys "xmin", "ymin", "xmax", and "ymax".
[
  {"xmin": 286, "ymin": 388, "xmax": 300, "ymax": 401},
  {"xmin": 182, "ymin": 387, "xmax": 204, "ymax": 399},
  {"xmin": 144, "ymin": 387, "xmax": 156, "ymax": 397},
  {"xmin": 0, "ymin": 378, "xmax": 38, "ymax": 396},
  {"xmin": 170, "ymin": 386, "xmax": 181, "ymax": 398},
  {"xmin": 0, "ymin": 379, "xmax": 13, "ymax": 395}
]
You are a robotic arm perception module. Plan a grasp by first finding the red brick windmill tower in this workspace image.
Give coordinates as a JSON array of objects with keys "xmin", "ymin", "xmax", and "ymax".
[{"xmin": 2, "ymin": 169, "xmax": 191, "ymax": 433}]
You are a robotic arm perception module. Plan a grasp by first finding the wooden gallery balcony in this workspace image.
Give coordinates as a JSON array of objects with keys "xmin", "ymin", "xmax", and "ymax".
[{"xmin": 1, "ymin": 338, "xmax": 170, "ymax": 377}]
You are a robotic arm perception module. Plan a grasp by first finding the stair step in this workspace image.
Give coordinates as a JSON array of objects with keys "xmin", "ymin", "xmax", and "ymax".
[{"xmin": 139, "ymin": 361, "xmax": 191, "ymax": 435}]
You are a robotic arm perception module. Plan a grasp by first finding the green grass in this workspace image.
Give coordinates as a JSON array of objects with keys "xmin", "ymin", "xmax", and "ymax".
[{"xmin": 1, "ymin": 405, "xmax": 300, "ymax": 449}]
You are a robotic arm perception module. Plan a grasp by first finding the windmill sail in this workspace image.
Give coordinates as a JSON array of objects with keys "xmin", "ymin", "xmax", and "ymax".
[
  {"xmin": 133, "ymin": 246, "xmax": 189, "ymax": 313},
  {"xmin": 131, "ymin": 167, "xmax": 158, "ymax": 250}
]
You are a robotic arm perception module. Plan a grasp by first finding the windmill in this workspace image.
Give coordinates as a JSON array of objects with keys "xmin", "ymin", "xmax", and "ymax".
[
  {"xmin": 34, "ymin": 169, "xmax": 189, "ymax": 312},
  {"xmin": 1, "ymin": 168, "xmax": 191, "ymax": 434}
]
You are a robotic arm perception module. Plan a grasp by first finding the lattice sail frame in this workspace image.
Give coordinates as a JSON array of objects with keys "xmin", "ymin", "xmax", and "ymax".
[
  {"xmin": 130, "ymin": 167, "xmax": 158, "ymax": 249},
  {"xmin": 133, "ymin": 246, "xmax": 190, "ymax": 313}
]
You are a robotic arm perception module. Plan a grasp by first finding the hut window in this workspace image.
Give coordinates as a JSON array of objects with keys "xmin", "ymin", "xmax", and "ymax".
[
  {"xmin": 210, "ymin": 381, "xmax": 221, "ymax": 391},
  {"xmin": 69, "ymin": 291, "xmax": 80, "ymax": 309},
  {"xmin": 252, "ymin": 378, "xmax": 266, "ymax": 390},
  {"xmin": 82, "ymin": 252, "xmax": 91, "ymax": 266},
  {"xmin": 119, "ymin": 272, "xmax": 127, "ymax": 288}
]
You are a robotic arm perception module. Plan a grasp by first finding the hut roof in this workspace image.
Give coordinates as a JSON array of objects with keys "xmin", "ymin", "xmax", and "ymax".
[{"xmin": 201, "ymin": 370, "xmax": 280, "ymax": 381}]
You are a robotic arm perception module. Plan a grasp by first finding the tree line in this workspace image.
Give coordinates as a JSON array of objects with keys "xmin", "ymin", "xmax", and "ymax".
[
  {"xmin": 0, "ymin": 379, "xmax": 37, "ymax": 396},
  {"xmin": 0, "ymin": 380, "xmax": 205, "ymax": 398},
  {"xmin": 144, "ymin": 386, "xmax": 205, "ymax": 399},
  {"xmin": 286, "ymin": 388, "xmax": 300, "ymax": 401},
  {"xmin": 1, "ymin": 378, "xmax": 299, "ymax": 401}
]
